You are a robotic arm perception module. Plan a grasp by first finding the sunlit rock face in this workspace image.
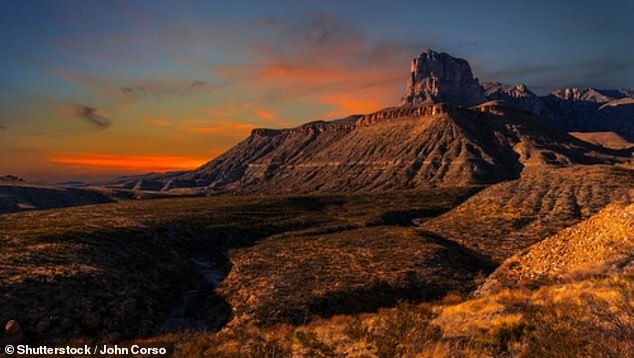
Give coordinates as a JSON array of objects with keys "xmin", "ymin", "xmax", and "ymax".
[{"xmin": 402, "ymin": 49, "xmax": 485, "ymax": 107}]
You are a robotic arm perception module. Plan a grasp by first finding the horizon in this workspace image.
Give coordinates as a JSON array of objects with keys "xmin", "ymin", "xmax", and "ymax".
[{"xmin": 1, "ymin": 0, "xmax": 633, "ymax": 183}]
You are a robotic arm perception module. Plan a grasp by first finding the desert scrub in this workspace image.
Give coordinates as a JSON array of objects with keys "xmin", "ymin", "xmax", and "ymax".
[{"xmin": 351, "ymin": 302, "xmax": 441, "ymax": 357}]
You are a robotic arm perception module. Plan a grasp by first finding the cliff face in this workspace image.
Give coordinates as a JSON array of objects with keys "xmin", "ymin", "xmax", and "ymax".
[{"xmin": 401, "ymin": 49, "xmax": 485, "ymax": 107}]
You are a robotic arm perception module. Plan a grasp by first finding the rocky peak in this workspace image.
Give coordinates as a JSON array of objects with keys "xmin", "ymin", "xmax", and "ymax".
[
  {"xmin": 482, "ymin": 82, "xmax": 536, "ymax": 99},
  {"xmin": 551, "ymin": 88, "xmax": 614, "ymax": 103},
  {"xmin": 402, "ymin": 49, "xmax": 485, "ymax": 107},
  {"xmin": 482, "ymin": 82, "xmax": 542, "ymax": 114}
]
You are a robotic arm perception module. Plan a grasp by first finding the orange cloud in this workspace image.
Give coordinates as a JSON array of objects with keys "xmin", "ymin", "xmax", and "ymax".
[
  {"xmin": 143, "ymin": 116, "xmax": 172, "ymax": 127},
  {"xmin": 316, "ymin": 95, "xmax": 384, "ymax": 118},
  {"xmin": 49, "ymin": 153, "xmax": 218, "ymax": 172},
  {"xmin": 255, "ymin": 108, "xmax": 276, "ymax": 120},
  {"xmin": 201, "ymin": 100, "xmax": 255, "ymax": 118},
  {"xmin": 180, "ymin": 121, "xmax": 255, "ymax": 135}
]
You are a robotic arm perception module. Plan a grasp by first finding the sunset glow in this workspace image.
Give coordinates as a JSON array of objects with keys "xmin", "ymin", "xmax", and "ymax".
[{"xmin": 48, "ymin": 153, "xmax": 214, "ymax": 172}]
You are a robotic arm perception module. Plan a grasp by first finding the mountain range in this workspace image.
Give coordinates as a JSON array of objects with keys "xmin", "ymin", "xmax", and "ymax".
[{"xmin": 106, "ymin": 49, "xmax": 633, "ymax": 194}]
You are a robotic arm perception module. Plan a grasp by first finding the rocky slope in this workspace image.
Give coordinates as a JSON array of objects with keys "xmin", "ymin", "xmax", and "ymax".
[
  {"xmin": 419, "ymin": 165, "xmax": 634, "ymax": 262},
  {"xmin": 569, "ymin": 131, "xmax": 634, "ymax": 150},
  {"xmin": 478, "ymin": 189, "xmax": 634, "ymax": 294}
]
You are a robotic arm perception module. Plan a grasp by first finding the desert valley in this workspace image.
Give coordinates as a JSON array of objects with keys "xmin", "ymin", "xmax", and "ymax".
[{"xmin": 1, "ymin": 45, "xmax": 633, "ymax": 357}]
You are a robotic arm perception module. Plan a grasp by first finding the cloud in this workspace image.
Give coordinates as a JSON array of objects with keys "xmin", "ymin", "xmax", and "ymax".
[
  {"xmin": 255, "ymin": 108, "xmax": 276, "ymax": 121},
  {"xmin": 201, "ymin": 100, "xmax": 256, "ymax": 118},
  {"xmin": 143, "ymin": 116, "xmax": 171, "ymax": 127},
  {"xmin": 210, "ymin": 12, "xmax": 433, "ymax": 118},
  {"xmin": 45, "ymin": 63, "xmax": 219, "ymax": 104},
  {"xmin": 74, "ymin": 105, "xmax": 112, "ymax": 130},
  {"xmin": 180, "ymin": 120, "xmax": 255, "ymax": 136},
  {"xmin": 0, "ymin": 122, "xmax": 6, "ymax": 130},
  {"xmin": 119, "ymin": 79, "xmax": 219, "ymax": 102},
  {"xmin": 199, "ymin": 102, "xmax": 289, "ymax": 127},
  {"xmin": 48, "ymin": 152, "xmax": 217, "ymax": 172}
]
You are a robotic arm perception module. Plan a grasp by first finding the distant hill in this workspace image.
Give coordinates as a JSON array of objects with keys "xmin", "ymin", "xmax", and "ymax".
[
  {"xmin": 569, "ymin": 131, "xmax": 634, "ymax": 150},
  {"xmin": 0, "ymin": 181, "xmax": 117, "ymax": 214}
]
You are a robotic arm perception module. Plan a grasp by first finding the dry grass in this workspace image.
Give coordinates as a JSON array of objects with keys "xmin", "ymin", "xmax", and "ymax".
[
  {"xmin": 0, "ymin": 188, "xmax": 475, "ymax": 345},
  {"xmin": 142, "ymin": 274, "xmax": 634, "ymax": 357}
]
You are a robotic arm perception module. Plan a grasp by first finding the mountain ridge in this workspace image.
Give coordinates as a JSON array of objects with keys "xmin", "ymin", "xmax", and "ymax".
[{"xmin": 174, "ymin": 102, "xmax": 632, "ymax": 193}]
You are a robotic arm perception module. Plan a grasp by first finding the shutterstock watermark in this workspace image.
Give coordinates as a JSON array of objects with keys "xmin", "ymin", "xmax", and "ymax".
[{"xmin": 3, "ymin": 344, "xmax": 168, "ymax": 355}]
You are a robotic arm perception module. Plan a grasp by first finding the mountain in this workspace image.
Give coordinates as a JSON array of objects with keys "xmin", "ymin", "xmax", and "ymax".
[
  {"xmin": 170, "ymin": 50, "xmax": 632, "ymax": 193},
  {"xmin": 540, "ymin": 87, "xmax": 634, "ymax": 141},
  {"xmin": 178, "ymin": 102, "xmax": 630, "ymax": 193},
  {"xmin": 480, "ymin": 83, "xmax": 634, "ymax": 141},
  {"xmin": 481, "ymin": 82, "xmax": 543, "ymax": 114},
  {"xmin": 105, "ymin": 49, "xmax": 633, "ymax": 194}
]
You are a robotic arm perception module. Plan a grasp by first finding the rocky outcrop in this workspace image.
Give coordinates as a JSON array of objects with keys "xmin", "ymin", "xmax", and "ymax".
[
  {"xmin": 482, "ymin": 82, "xmax": 543, "ymax": 114},
  {"xmin": 402, "ymin": 49, "xmax": 485, "ymax": 107}
]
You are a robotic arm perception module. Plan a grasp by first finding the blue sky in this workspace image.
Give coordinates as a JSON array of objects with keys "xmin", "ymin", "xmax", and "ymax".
[{"xmin": 1, "ymin": 0, "xmax": 633, "ymax": 181}]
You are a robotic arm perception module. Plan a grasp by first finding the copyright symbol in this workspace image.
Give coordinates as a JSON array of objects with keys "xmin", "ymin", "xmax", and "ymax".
[{"xmin": 4, "ymin": 345, "xmax": 14, "ymax": 354}]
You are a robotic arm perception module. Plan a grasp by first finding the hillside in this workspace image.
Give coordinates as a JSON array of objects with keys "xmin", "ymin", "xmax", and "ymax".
[
  {"xmin": 478, "ymin": 190, "xmax": 634, "ymax": 294},
  {"xmin": 569, "ymin": 131, "xmax": 634, "ymax": 150},
  {"xmin": 0, "ymin": 181, "xmax": 117, "ymax": 214},
  {"xmin": 420, "ymin": 165, "xmax": 634, "ymax": 262},
  {"xmin": 0, "ymin": 188, "xmax": 483, "ymax": 345},
  {"xmin": 137, "ymin": 191, "xmax": 634, "ymax": 357}
]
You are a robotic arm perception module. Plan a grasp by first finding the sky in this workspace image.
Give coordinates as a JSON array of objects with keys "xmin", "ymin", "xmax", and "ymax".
[{"xmin": 1, "ymin": 0, "xmax": 633, "ymax": 182}]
